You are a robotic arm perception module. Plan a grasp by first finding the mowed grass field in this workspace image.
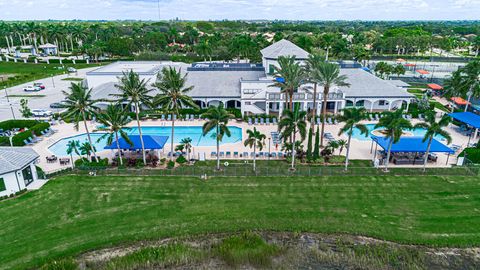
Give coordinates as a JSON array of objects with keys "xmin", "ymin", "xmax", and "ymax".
[{"xmin": 1, "ymin": 174, "xmax": 480, "ymax": 269}]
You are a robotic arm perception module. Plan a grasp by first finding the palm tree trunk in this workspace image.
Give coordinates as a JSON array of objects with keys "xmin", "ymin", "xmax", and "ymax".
[
  {"xmin": 423, "ymin": 137, "xmax": 433, "ymax": 172},
  {"xmin": 325, "ymin": 47, "xmax": 329, "ymax": 61},
  {"xmin": 115, "ymin": 132, "xmax": 123, "ymax": 166},
  {"xmin": 289, "ymin": 91, "xmax": 293, "ymax": 111},
  {"xmin": 291, "ymin": 129, "xmax": 296, "ymax": 170},
  {"xmin": 216, "ymin": 125, "xmax": 220, "ymax": 171},
  {"xmin": 311, "ymin": 83, "xmax": 317, "ymax": 132},
  {"xmin": 384, "ymin": 137, "xmax": 394, "ymax": 171},
  {"xmin": 320, "ymin": 87, "xmax": 329, "ymax": 147},
  {"xmin": 135, "ymin": 103, "xmax": 147, "ymax": 165},
  {"xmin": 82, "ymin": 113, "xmax": 99, "ymax": 162},
  {"xmin": 344, "ymin": 132, "xmax": 352, "ymax": 171},
  {"xmin": 253, "ymin": 143, "xmax": 256, "ymax": 171},
  {"xmin": 170, "ymin": 115, "xmax": 175, "ymax": 161},
  {"xmin": 70, "ymin": 153, "xmax": 74, "ymax": 169}
]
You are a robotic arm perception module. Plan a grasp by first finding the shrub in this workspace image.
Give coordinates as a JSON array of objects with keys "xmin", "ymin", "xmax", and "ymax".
[
  {"xmin": 461, "ymin": 148, "xmax": 480, "ymax": 164},
  {"xmin": 76, "ymin": 158, "xmax": 109, "ymax": 169},
  {"xmin": 0, "ymin": 136, "xmax": 9, "ymax": 146},
  {"xmin": 167, "ymin": 160, "xmax": 175, "ymax": 169},
  {"xmin": 176, "ymin": 155, "xmax": 187, "ymax": 164},
  {"xmin": 0, "ymin": 119, "xmax": 38, "ymax": 130},
  {"xmin": 30, "ymin": 122, "xmax": 50, "ymax": 136},
  {"xmin": 11, "ymin": 130, "xmax": 34, "ymax": 146}
]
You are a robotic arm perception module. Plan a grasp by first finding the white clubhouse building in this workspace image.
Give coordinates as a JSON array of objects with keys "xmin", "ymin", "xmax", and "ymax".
[
  {"xmin": 86, "ymin": 39, "xmax": 413, "ymax": 115},
  {"xmin": 0, "ymin": 147, "xmax": 40, "ymax": 197}
]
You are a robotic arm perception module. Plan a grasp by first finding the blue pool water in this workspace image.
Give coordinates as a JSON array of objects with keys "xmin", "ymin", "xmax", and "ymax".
[
  {"xmin": 48, "ymin": 126, "xmax": 242, "ymax": 156},
  {"xmin": 351, "ymin": 124, "xmax": 445, "ymax": 141}
]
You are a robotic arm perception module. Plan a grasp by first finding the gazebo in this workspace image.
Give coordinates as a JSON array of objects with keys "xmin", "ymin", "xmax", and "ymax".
[
  {"xmin": 104, "ymin": 135, "xmax": 169, "ymax": 158},
  {"xmin": 449, "ymin": 112, "xmax": 480, "ymax": 141},
  {"xmin": 371, "ymin": 135, "xmax": 455, "ymax": 165}
]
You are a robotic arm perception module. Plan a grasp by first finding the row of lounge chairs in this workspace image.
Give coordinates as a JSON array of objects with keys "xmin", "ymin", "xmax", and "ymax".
[
  {"xmin": 247, "ymin": 117, "xmax": 277, "ymax": 125},
  {"xmin": 23, "ymin": 128, "xmax": 57, "ymax": 145},
  {"xmin": 323, "ymin": 132, "xmax": 335, "ymax": 141},
  {"xmin": 314, "ymin": 117, "xmax": 338, "ymax": 125},
  {"xmin": 210, "ymin": 151, "xmax": 286, "ymax": 159}
]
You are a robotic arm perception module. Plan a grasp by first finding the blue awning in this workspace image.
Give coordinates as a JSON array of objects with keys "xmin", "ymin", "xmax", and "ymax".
[
  {"xmin": 104, "ymin": 135, "xmax": 169, "ymax": 150},
  {"xmin": 372, "ymin": 136, "xmax": 454, "ymax": 154},
  {"xmin": 449, "ymin": 112, "xmax": 480, "ymax": 129}
]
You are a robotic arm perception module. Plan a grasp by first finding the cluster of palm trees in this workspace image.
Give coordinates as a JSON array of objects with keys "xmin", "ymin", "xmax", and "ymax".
[
  {"xmin": 444, "ymin": 60, "xmax": 480, "ymax": 112},
  {"xmin": 61, "ymin": 67, "xmax": 235, "ymax": 169}
]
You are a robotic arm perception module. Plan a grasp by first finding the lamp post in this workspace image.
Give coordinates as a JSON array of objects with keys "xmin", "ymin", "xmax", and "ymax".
[
  {"xmin": 268, "ymin": 137, "xmax": 271, "ymax": 161},
  {"xmin": 4, "ymin": 86, "xmax": 16, "ymax": 120}
]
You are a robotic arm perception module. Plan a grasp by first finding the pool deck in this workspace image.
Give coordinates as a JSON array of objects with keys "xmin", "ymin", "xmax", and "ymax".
[{"xmin": 33, "ymin": 118, "xmax": 472, "ymax": 173}]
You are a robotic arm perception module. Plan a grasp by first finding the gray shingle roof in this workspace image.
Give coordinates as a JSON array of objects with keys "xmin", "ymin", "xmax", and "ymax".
[
  {"xmin": 339, "ymin": 69, "xmax": 414, "ymax": 99},
  {"xmin": 260, "ymin": 39, "xmax": 309, "ymax": 60},
  {"xmin": 0, "ymin": 147, "xmax": 39, "ymax": 175},
  {"xmin": 91, "ymin": 68, "xmax": 264, "ymax": 100}
]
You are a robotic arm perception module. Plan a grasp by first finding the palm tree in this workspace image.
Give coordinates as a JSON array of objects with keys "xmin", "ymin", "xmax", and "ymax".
[
  {"xmin": 315, "ymin": 62, "xmax": 350, "ymax": 147},
  {"xmin": 270, "ymin": 56, "xmax": 305, "ymax": 111},
  {"xmin": 338, "ymin": 107, "xmax": 369, "ymax": 170},
  {"xmin": 79, "ymin": 141, "xmax": 96, "ymax": 161},
  {"xmin": 414, "ymin": 112, "xmax": 452, "ymax": 171},
  {"xmin": 278, "ymin": 104, "xmax": 307, "ymax": 171},
  {"xmin": 244, "ymin": 127, "xmax": 266, "ymax": 171},
  {"xmin": 153, "ymin": 67, "xmax": 197, "ymax": 161},
  {"xmin": 62, "ymin": 82, "xmax": 100, "ymax": 162},
  {"xmin": 97, "ymin": 105, "xmax": 133, "ymax": 166},
  {"xmin": 337, "ymin": 139, "xmax": 347, "ymax": 155},
  {"xmin": 113, "ymin": 70, "xmax": 153, "ymax": 165},
  {"xmin": 177, "ymin": 137, "xmax": 193, "ymax": 161},
  {"xmin": 202, "ymin": 105, "xmax": 233, "ymax": 171},
  {"xmin": 66, "ymin": 140, "xmax": 80, "ymax": 169},
  {"xmin": 305, "ymin": 53, "xmax": 323, "ymax": 132},
  {"xmin": 375, "ymin": 109, "xmax": 413, "ymax": 171}
]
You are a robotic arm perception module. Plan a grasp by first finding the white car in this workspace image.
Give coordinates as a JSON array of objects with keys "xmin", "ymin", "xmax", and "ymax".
[
  {"xmin": 31, "ymin": 109, "xmax": 53, "ymax": 117},
  {"xmin": 23, "ymin": 85, "xmax": 42, "ymax": 92}
]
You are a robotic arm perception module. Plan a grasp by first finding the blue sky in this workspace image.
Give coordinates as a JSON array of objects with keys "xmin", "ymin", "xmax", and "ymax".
[{"xmin": 0, "ymin": 0, "xmax": 478, "ymax": 20}]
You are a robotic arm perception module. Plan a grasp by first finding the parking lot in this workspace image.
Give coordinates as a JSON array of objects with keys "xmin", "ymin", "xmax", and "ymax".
[{"xmin": 0, "ymin": 67, "xmax": 98, "ymax": 121}]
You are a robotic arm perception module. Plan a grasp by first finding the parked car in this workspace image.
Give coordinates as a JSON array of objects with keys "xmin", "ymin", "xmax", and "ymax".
[
  {"xmin": 67, "ymin": 67, "xmax": 77, "ymax": 73},
  {"xmin": 31, "ymin": 109, "xmax": 53, "ymax": 117},
  {"xmin": 49, "ymin": 101, "xmax": 67, "ymax": 109},
  {"xmin": 33, "ymin": 82, "xmax": 45, "ymax": 89},
  {"xmin": 23, "ymin": 85, "xmax": 41, "ymax": 92}
]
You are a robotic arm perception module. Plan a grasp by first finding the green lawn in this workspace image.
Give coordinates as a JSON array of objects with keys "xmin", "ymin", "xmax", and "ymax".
[
  {"xmin": 0, "ymin": 62, "xmax": 104, "ymax": 88},
  {"xmin": 1, "ymin": 174, "xmax": 480, "ymax": 269}
]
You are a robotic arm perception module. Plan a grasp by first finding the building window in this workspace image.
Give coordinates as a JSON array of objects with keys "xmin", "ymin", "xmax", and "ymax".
[
  {"xmin": 0, "ymin": 178, "xmax": 5, "ymax": 192},
  {"xmin": 243, "ymin": 89, "xmax": 260, "ymax": 94},
  {"xmin": 245, "ymin": 102, "xmax": 251, "ymax": 105},
  {"xmin": 268, "ymin": 64, "xmax": 275, "ymax": 75},
  {"xmin": 22, "ymin": 166, "xmax": 34, "ymax": 187},
  {"xmin": 378, "ymin": 100, "xmax": 389, "ymax": 106}
]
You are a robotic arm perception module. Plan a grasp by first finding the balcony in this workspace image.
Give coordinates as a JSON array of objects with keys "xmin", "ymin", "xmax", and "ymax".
[{"xmin": 267, "ymin": 92, "xmax": 344, "ymax": 101}]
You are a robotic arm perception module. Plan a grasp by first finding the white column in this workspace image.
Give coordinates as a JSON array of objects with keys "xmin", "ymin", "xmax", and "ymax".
[
  {"xmin": 474, "ymin": 128, "xmax": 478, "ymax": 141},
  {"xmin": 333, "ymin": 101, "xmax": 338, "ymax": 114},
  {"xmin": 266, "ymin": 102, "xmax": 270, "ymax": 115},
  {"xmin": 405, "ymin": 100, "xmax": 410, "ymax": 111},
  {"xmin": 370, "ymin": 101, "xmax": 374, "ymax": 112},
  {"xmin": 279, "ymin": 102, "xmax": 284, "ymax": 116}
]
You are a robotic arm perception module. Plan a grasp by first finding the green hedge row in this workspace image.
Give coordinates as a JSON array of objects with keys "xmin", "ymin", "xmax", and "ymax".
[
  {"xmin": 462, "ymin": 147, "xmax": 480, "ymax": 164},
  {"xmin": 0, "ymin": 119, "xmax": 38, "ymax": 131},
  {"xmin": 8, "ymin": 121, "xmax": 51, "ymax": 146}
]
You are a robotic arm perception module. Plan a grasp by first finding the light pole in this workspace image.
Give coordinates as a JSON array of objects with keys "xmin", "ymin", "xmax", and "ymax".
[
  {"xmin": 4, "ymin": 86, "xmax": 16, "ymax": 120},
  {"xmin": 268, "ymin": 137, "xmax": 271, "ymax": 160}
]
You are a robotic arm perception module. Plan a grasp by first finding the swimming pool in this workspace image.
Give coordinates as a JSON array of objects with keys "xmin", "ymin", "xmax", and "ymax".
[
  {"xmin": 48, "ymin": 126, "xmax": 243, "ymax": 156},
  {"xmin": 351, "ymin": 124, "xmax": 445, "ymax": 141}
]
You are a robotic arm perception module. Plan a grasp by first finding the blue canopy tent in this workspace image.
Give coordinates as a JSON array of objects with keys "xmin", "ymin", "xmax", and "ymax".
[
  {"xmin": 448, "ymin": 112, "xmax": 480, "ymax": 143},
  {"xmin": 371, "ymin": 135, "xmax": 454, "ymax": 165},
  {"xmin": 104, "ymin": 135, "xmax": 168, "ymax": 152}
]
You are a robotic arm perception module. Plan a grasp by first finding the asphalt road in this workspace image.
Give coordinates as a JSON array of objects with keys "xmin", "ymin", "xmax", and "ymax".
[{"xmin": 0, "ymin": 67, "xmax": 98, "ymax": 121}]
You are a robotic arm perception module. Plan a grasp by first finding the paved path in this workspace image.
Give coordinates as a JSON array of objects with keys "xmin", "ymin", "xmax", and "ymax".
[{"xmin": 0, "ymin": 67, "xmax": 99, "ymax": 121}]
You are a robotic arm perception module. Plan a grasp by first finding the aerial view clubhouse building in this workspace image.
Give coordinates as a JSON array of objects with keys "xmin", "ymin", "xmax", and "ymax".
[
  {"xmin": 86, "ymin": 39, "xmax": 414, "ymax": 115},
  {"xmin": 0, "ymin": 147, "xmax": 40, "ymax": 197}
]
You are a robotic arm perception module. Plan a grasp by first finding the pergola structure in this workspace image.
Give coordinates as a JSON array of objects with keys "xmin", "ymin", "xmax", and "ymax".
[
  {"xmin": 104, "ymin": 135, "xmax": 169, "ymax": 158},
  {"xmin": 449, "ymin": 112, "xmax": 480, "ymax": 141}
]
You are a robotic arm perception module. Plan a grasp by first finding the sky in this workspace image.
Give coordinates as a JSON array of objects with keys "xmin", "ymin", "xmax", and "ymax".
[{"xmin": 0, "ymin": 0, "xmax": 479, "ymax": 21}]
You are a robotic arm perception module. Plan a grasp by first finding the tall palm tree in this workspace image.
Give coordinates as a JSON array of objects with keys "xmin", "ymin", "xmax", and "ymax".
[
  {"xmin": 337, "ymin": 107, "xmax": 369, "ymax": 170},
  {"xmin": 62, "ymin": 82, "xmax": 100, "ymax": 162},
  {"xmin": 278, "ymin": 104, "xmax": 307, "ymax": 170},
  {"xmin": 113, "ymin": 70, "xmax": 153, "ymax": 165},
  {"xmin": 153, "ymin": 67, "xmax": 197, "ymax": 160},
  {"xmin": 79, "ymin": 141, "xmax": 96, "ymax": 161},
  {"xmin": 375, "ymin": 109, "xmax": 413, "ymax": 171},
  {"xmin": 202, "ymin": 105, "xmax": 233, "ymax": 171},
  {"xmin": 305, "ymin": 53, "xmax": 323, "ymax": 132},
  {"xmin": 414, "ymin": 112, "xmax": 452, "ymax": 171},
  {"xmin": 315, "ymin": 62, "xmax": 350, "ymax": 147},
  {"xmin": 270, "ymin": 56, "xmax": 305, "ymax": 111},
  {"xmin": 66, "ymin": 140, "xmax": 80, "ymax": 169},
  {"xmin": 97, "ymin": 105, "xmax": 133, "ymax": 166},
  {"xmin": 244, "ymin": 127, "xmax": 266, "ymax": 171}
]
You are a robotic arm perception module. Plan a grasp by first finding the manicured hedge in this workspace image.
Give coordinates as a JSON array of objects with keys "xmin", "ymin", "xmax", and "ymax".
[
  {"xmin": 0, "ymin": 120, "xmax": 38, "ymax": 131},
  {"xmin": 0, "ymin": 137, "xmax": 9, "ymax": 146},
  {"xmin": 461, "ymin": 147, "xmax": 480, "ymax": 164},
  {"xmin": 11, "ymin": 130, "xmax": 34, "ymax": 146},
  {"xmin": 30, "ymin": 122, "xmax": 50, "ymax": 136}
]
